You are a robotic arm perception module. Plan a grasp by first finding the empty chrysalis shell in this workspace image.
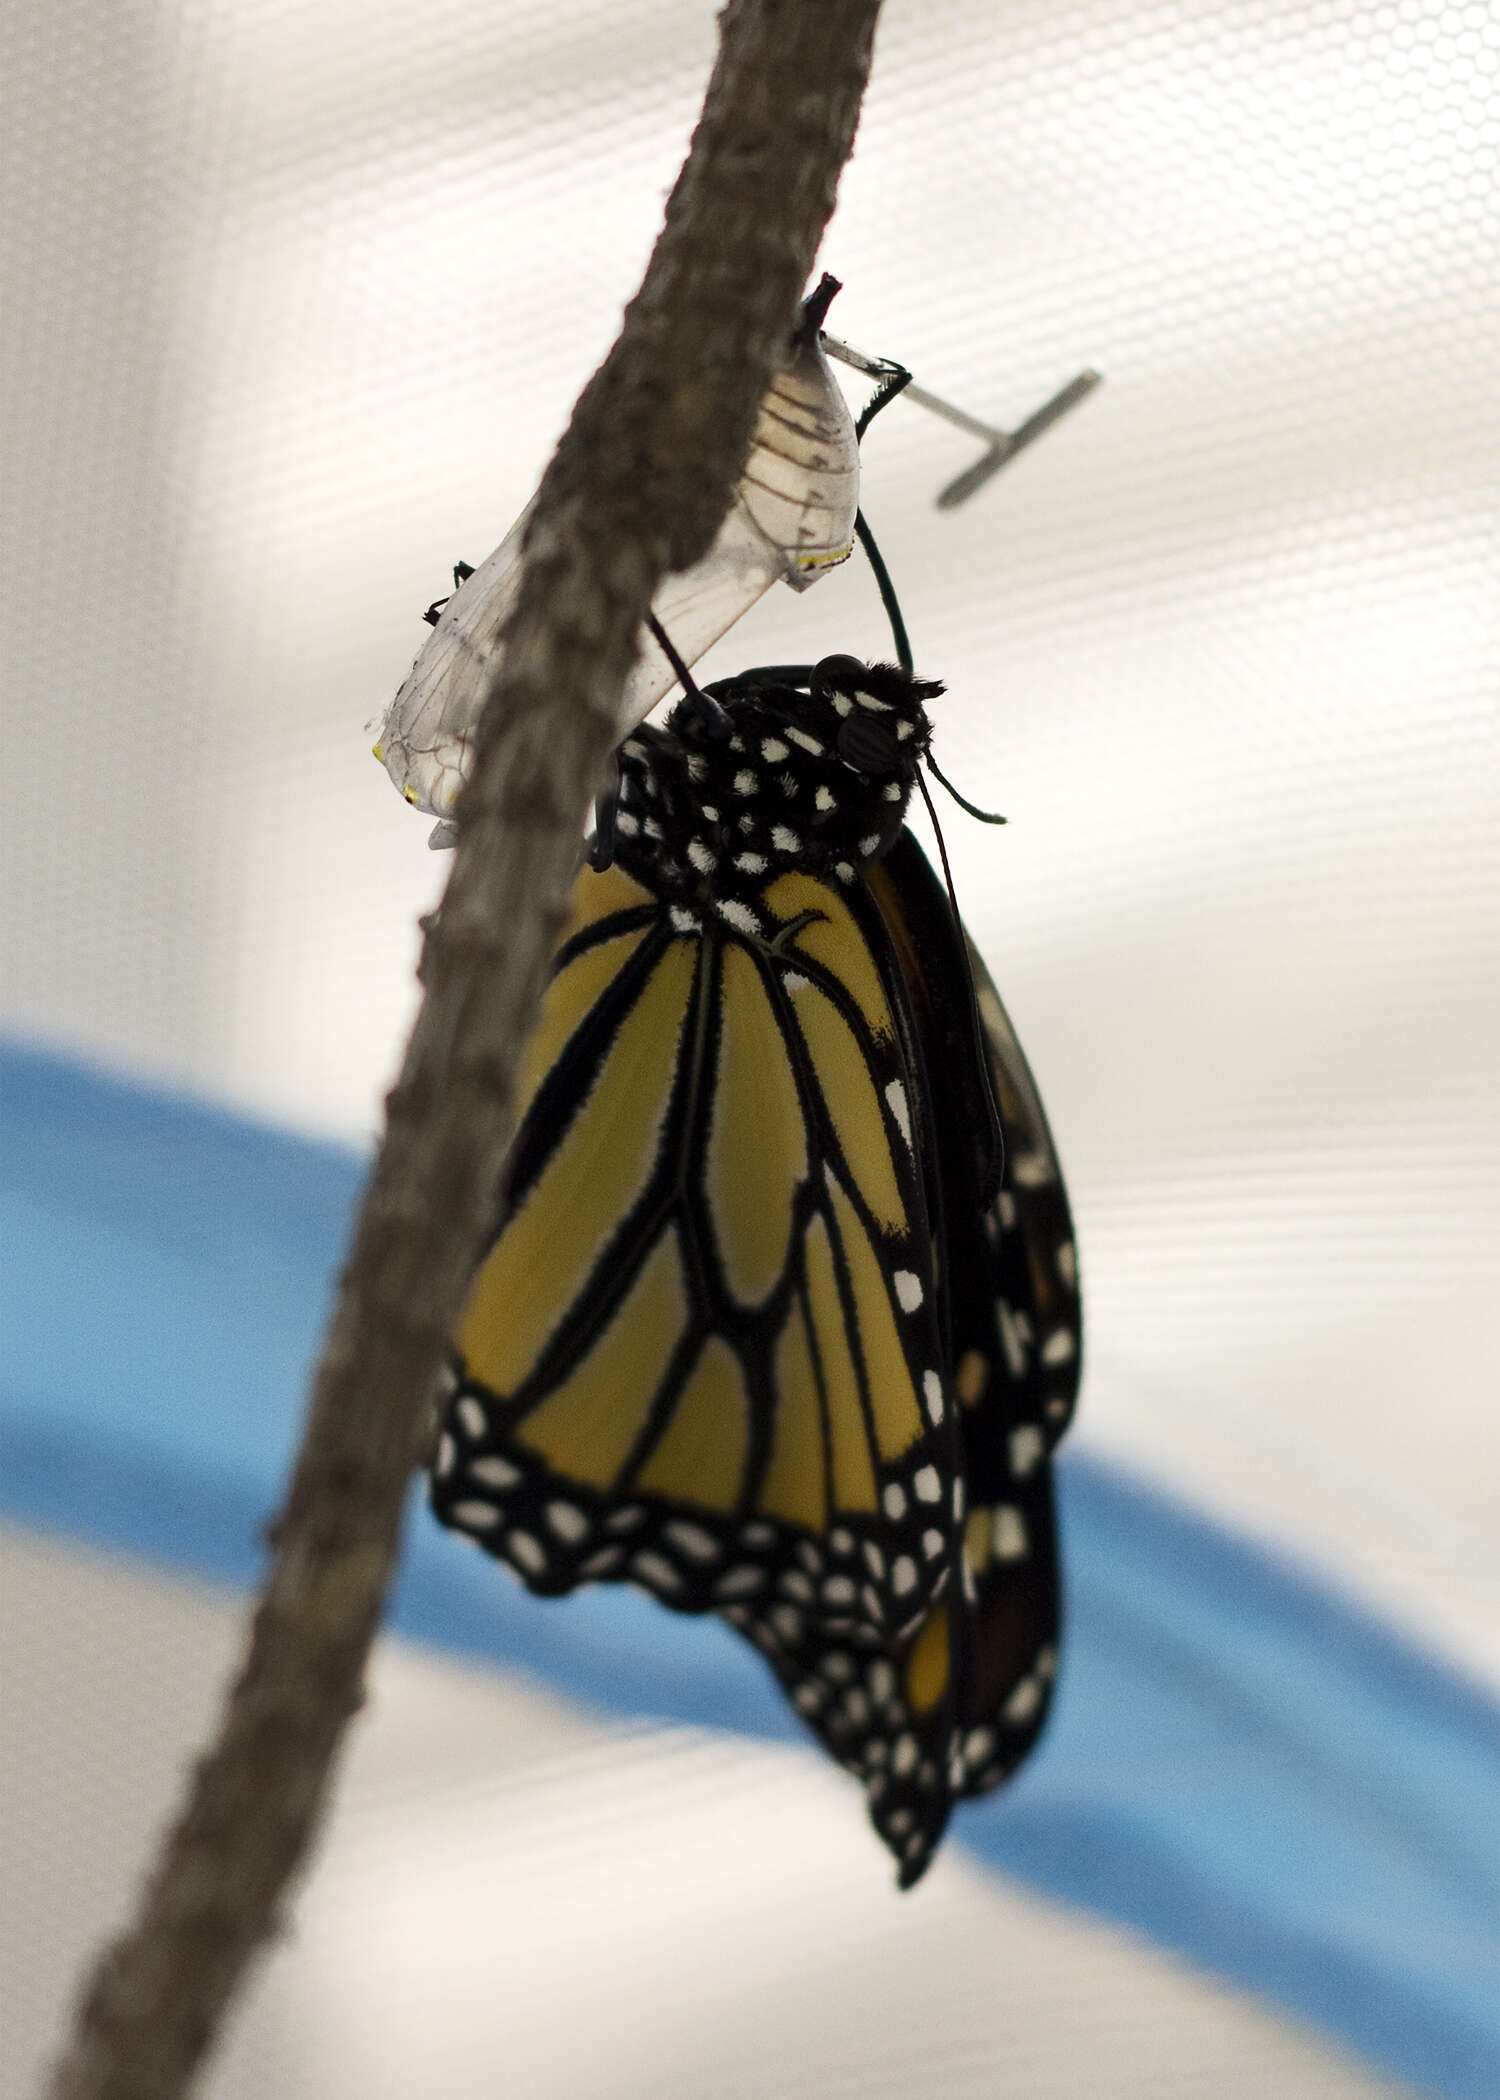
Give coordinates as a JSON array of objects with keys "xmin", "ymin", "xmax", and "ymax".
[{"xmin": 374, "ymin": 325, "xmax": 858, "ymax": 830}]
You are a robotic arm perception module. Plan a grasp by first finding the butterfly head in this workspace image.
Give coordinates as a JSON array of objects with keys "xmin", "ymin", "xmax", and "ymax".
[{"xmin": 628, "ymin": 657, "xmax": 944, "ymax": 899}]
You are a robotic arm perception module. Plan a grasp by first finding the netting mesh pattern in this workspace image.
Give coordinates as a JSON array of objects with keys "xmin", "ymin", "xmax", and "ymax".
[
  {"xmin": 1, "ymin": 0, "xmax": 1495, "ymax": 2093},
  {"xmin": 2, "ymin": 1527, "xmax": 1418, "ymax": 2100}
]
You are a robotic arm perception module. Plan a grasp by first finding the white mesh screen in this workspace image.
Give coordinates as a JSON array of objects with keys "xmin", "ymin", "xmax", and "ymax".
[{"xmin": 2, "ymin": 0, "xmax": 1495, "ymax": 2092}]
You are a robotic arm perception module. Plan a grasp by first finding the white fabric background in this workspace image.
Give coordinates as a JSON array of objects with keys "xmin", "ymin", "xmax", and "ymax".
[{"xmin": 1, "ymin": 1, "xmax": 1494, "ymax": 2093}]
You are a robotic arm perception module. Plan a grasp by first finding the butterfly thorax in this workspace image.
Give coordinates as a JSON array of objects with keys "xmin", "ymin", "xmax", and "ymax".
[{"xmin": 610, "ymin": 660, "xmax": 941, "ymax": 923}]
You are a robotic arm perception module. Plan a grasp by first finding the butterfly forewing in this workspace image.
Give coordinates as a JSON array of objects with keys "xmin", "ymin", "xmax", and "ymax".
[{"xmin": 436, "ymin": 849, "xmax": 961, "ymax": 1650}]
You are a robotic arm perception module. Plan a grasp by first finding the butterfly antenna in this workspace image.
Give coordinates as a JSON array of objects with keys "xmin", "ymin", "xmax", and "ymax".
[
  {"xmin": 648, "ymin": 611, "xmax": 732, "ymax": 739},
  {"xmin": 916, "ymin": 768, "xmax": 966, "ymax": 928},
  {"xmin": 925, "ymin": 749, "xmax": 1006, "ymax": 825}
]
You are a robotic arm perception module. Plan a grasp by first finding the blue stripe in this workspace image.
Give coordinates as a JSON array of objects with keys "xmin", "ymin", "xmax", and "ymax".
[{"xmin": 4, "ymin": 1040, "xmax": 1497, "ymax": 2098}]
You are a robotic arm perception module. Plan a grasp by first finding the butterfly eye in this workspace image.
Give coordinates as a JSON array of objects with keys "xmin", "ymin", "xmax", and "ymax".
[
  {"xmin": 811, "ymin": 653, "xmax": 868, "ymax": 698},
  {"xmin": 836, "ymin": 713, "xmax": 902, "ymax": 776}
]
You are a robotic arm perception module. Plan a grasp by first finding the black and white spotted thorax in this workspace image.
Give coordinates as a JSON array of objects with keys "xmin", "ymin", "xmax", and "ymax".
[{"xmin": 609, "ymin": 658, "xmax": 941, "ymax": 921}]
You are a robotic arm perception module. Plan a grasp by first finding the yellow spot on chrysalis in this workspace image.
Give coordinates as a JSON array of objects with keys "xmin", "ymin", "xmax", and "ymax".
[
  {"xmin": 763, "ymin": 873, "xmax": 895, "ymax": 1044},
  {"xmin": 805, "ymin": 1216, "xmax": 877, "ymax": 1513},
  {"xmin": 826, "ymin": 1178, "xmax": 922, "ymax": 1462},
  {"xmin": 514, "ymin": 928, "xmax": 646, "ymax": 1124},
  {"xmin": 512, "ymin": 1231, "xmax": 687, "ymax": 1490},
  {"xmin": 371, "ymin": 740, "xmax": 386, "ymax": 763},
  {"xmin": 459, "ymin": 941, "xmax": 695, "ymax": 1394},
  {"xmin": 904, "ymin": 1603, "xmax": 950, "ymax": 1716},
  {"xmin": 636, "ymin": 1334, "xmax": 750, "ymax": 1513},
  {"xmin": 956, "ymin": 1349, "xmax": 989, "ymax": 1408},
  {"xmin": 965, "ymin": 1505, "xmax": 993, "ymax": 1575},
  {"xmin": 705, "ymin": 945, "xmax": 806, "ymax": 1305},
  {"xmin": 791, "ymin": 986, "xmax": 903, "ymax": 1230},
  {"xmin": 760, "ymin": 1299, "xmax": 828, "ymax": 1532}
]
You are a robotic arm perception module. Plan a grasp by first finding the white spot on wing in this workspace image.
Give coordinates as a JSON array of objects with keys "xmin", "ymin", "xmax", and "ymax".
[
  {"xmin": 922, "ymin": 1370, "xmax": 944, "ymax": 1425},
  {"xmin": 992, "ymin": 1505, "xmax": 1029, "ymax": 1560},
  {"xmin": 470, "ymin": 1455, "xmax": 520, "ymax": 1489},
  {"xmin": 632, "ymin": 1550, "xmax": 682, "ymax": 1593},
  {"xmin": 964, "ymin": 1725, "xmax": 996, "ymax": 1769},
  {"xmin": 665, "ymin": 1520, "xmax": 719, "ymax": 1562},
  {"xmin": 1010, "ymin": 1424, "xmax": 1045, "ymax": 1478},
  {"xmin": 893, "ymin": 1270, "xmax": 923, "ymax": 1313},
  {"xmin": 997, "ymin": 1299, "xmax": 1028, "ymax": 1377},
  {"xmin": 1003, "ymin": 1674, "xmax": 1043, "ymax": 1725},
  {"xmin": 544, "ymin": 1500, "xmax": 589, "ymax": 1542},
  {"xmin": 449, "ymin": 1499, "xmax": 499, "ymax": 1529},
  {"xmin": 885, "ymin": 1079, "xmax": 911, "ymax": 1147}
]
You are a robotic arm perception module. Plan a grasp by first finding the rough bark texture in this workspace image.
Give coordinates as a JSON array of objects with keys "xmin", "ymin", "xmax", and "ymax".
[{"xmin": 43, "ymin": 3, "xmax": 883, "ymax": 2096}]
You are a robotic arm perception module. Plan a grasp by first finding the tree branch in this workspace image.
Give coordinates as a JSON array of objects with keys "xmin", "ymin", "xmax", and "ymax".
[{"xmin": 43, "ymin": 3, "xmax": 882, "ymax": 2095}]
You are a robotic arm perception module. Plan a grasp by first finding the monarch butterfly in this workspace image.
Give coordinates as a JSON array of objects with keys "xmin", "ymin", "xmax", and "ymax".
[{"xmin": 429, "ymin": 647, "xmax": 1081, "ymax": 1885}]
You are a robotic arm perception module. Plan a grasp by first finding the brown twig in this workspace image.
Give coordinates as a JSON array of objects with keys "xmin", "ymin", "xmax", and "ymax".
[{"xmin": 43, "ymin": 3, "xmax": 882, "ymax": 2095}]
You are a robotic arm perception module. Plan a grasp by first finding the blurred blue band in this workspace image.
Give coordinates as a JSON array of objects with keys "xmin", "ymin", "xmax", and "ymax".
[{"xmin": 3, "ymin": 1040, "xmax": 1496, "ymax": 2100}]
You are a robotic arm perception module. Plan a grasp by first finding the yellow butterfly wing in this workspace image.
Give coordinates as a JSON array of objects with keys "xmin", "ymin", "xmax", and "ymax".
[{"xmin": 432, "ymin": 854, "xmax": 969, "ymax": 1876}]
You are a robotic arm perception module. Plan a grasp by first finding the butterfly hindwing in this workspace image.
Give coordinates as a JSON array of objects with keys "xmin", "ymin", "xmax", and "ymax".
[{"xmin": 862, "ymin": 833, "xmax": 1081, "ymax": 1801}]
